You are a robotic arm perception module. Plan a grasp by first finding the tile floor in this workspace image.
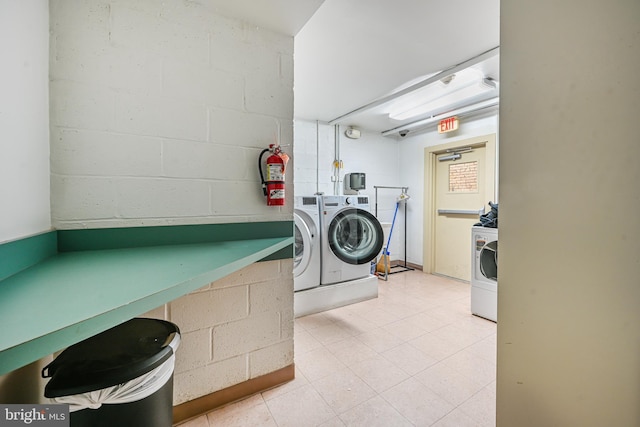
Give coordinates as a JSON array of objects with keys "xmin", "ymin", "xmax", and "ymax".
[{"xmin": 178, "ymin": 270, "xmax": 496, "ymax": 427}]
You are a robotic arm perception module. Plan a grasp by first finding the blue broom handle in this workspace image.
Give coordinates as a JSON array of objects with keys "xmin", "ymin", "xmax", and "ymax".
[{"xmin": 385, "ymin": 202, "xmax": 399, "ymax": 255}]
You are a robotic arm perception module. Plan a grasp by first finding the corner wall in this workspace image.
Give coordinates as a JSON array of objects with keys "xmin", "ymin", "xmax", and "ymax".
[
  {"xmin": 49, "ymin": 0, "xmax": 294, "ymax": 406},
  {"xmin": 498, "ymin": 2, "xmax": 640, "ymax": 425}
]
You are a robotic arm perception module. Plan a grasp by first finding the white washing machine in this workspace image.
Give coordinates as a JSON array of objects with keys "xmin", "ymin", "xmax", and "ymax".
[
  {"xmin": 471, "ymin": 226, "xmax": 498, "ymax": 322},
  {"xmin": 294, "ymin": 196, "xmax": 321, "ymax": 292},
  {"xmin": 320, "ymin": 195, "xmax": 384, "ymax": 285}
]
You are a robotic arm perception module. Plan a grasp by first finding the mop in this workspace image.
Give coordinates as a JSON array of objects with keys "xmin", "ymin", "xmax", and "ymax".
[{"xmin": 376, "ymin": 192, "xmax": 410, "ymax": 275}]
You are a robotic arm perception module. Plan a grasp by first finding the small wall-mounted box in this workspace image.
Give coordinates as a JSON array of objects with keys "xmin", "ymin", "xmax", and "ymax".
[{"xmin": 344, "ymin": 172, "xmax": 366, "ymax": 194}]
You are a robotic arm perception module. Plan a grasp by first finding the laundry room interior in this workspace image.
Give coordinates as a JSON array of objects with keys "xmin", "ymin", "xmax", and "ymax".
[
  {"xmin": 2, "ymin": 1, "xmax": 639, "ymax": 426},
  {"xmin": 291, "ymin": 1, "xmax": 501, "ymax": 321}
]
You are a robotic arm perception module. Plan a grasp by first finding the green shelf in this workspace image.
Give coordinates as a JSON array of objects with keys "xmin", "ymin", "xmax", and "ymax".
[{"xmin": 0, "ymin": 228, "xmax": 292, "ymax": 376}]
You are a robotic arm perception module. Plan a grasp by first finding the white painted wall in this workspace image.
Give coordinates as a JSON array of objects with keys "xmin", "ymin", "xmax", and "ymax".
[
  {"xmin": 50, "ymin": 0, "xmax": 293, "ymax": 229},
  {"xmin": 293, "ymin": 119, "xmax": 334, "ymax": 196},
  {"xmin": 50, "ymin": 0, "xmax": 294, "ymax": 405},
  {"xmin": 498, "ymin": 2, "xmax": 640, "ymax": 425},
  {"xmin": 0, "ymin": 0, "xmax": 51, "ymax": 243}
]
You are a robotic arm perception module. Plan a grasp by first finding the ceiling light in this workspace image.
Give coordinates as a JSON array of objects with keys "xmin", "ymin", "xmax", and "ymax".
[
  {"xmin": 327, "ymin": 46, "xmax": 499, "ymax": 126},
  {"xmin": 381, "ymin": 97, "xmax": 499, "ymax": 137},
  {"xmin": 388, "ymin": 68, "xmax": 497, "ymax": 121}
]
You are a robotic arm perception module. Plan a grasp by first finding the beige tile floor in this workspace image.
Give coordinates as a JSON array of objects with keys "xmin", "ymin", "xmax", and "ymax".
[{"xmin": 178, "ymin": 270, "xmax": 496, "ymax": 427}]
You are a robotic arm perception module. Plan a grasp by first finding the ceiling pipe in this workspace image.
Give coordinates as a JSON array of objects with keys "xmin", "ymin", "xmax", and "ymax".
[
  {"xmin": 327, "ymin": 46, "xmax": 500, "ymax": 126},
  {"xmin": 381, "ymin": 97, "xmax": 499, "ymax": 137}
]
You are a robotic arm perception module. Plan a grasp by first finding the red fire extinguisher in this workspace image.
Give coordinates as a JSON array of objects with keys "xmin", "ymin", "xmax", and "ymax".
[{"xmin": 259, "ymin": 144, "xmax": 288, "ymax": 206}]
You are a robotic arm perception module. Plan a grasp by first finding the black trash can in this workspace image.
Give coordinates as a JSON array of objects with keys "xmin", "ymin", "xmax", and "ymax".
[{"xmin": 42, "ymin": 318, "xmax": 180, "ymax": 427}]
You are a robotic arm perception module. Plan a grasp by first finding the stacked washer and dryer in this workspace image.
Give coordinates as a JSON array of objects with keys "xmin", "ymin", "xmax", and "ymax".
[
  {"xmin": 293, "ymin": 195, "xmax": 383, "ymax": 317},
  {"xmin": 471, "ymin": 226, "xmax": 498, "ymax": 322}
]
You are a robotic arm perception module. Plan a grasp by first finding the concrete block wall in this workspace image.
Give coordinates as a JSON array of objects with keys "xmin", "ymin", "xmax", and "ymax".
[
  {"xmin": 293, "ymin": 119, "xmax": 401, "ymax": 206},
  {"xmin": 292, "ymin": 119, "xmax": 336, "ymax": 196},
  {"xmin": 50, "ymin": 0, "xmax": 294, "ymax": 229},
  {"xmin": 143, "ymin": 259, "xmax": 293, "ymax": 405},
  {"xmin": 49, "ymin": 0, "xmax": 294, "ymax": 405}
]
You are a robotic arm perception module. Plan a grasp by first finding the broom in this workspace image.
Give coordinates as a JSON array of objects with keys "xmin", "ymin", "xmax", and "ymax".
[
  {"xmin": 376, "ymin": 192, "xmax": 410, "ymax": 275},
  {"xmin": 376, "ymin": 201, "xmax": 399, "ymax": 274}
]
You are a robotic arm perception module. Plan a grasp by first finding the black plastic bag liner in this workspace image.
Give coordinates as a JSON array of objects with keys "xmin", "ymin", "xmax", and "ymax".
[{"xmin": 42, "ymin": 318, "xmax": 180, "ymax": 410}]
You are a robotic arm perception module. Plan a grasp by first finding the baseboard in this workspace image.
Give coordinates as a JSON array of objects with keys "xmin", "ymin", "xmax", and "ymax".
[
  {"xmin": 387, "ymin": 260, "xmax": 423, "ymax": 272},
  {"xmin": 173, "ymin": 364, "xmax": 295, "ymax": 425}
]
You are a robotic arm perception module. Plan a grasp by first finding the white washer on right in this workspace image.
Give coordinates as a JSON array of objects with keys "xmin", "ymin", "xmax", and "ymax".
[{"xmin": 471, "ymin": 226, "xmax": 498, "ymax": 322}]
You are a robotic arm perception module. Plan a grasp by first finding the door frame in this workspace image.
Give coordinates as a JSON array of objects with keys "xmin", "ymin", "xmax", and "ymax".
[{"xmin": 422, "ymin": 133, "xmax": 497, "ymax": 274}]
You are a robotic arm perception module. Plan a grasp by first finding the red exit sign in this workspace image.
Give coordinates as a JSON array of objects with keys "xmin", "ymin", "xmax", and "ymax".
[{"xmin": 438, "ymin": 116, "xmax": 459, "ymax": 133}]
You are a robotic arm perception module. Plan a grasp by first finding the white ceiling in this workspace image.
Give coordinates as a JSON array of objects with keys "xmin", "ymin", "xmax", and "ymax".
[
  {"xmin": 198, "ymin": 0, "xmax": 500, "ymax": 134},
  {"xmin": 195, "ymin": 0, "xmax": 325, "ymax": 36}
]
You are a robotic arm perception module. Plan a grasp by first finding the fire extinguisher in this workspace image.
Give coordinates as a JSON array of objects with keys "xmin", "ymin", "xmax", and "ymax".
[{"xmin": 259, "ymin": 144, "xmax": 288, "ymax": 206}]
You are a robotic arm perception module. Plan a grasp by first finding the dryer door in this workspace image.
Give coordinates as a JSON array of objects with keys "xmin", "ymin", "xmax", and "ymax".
[
  {"xmin": 294, "ymin": 212, "xmax": 313, "ymax": 277},
  {"xmin": 479, "ymin": 240, "xmax": 498, "ymax": 280},
  {"xmin": 327, "ymin": 208, "xmax": 383, "ymax": 265}
]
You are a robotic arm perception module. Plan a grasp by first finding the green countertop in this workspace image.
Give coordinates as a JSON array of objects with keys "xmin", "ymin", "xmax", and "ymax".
[{"xmin": 0, "ymin": 233, "xmax": 293, "ymax": 375}]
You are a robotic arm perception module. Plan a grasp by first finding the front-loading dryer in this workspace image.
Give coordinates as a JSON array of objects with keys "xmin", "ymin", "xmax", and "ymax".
[
  {"xmin": 294, "ymin": 196, "xmax": 321, "ymax": 291},
  {"xmin": 471, "ymin": 226, "xmax": 498, "ymax": 322},
  {"xmin": 320, "ymin": 195, "xmax": 383, "ymax": 285}
]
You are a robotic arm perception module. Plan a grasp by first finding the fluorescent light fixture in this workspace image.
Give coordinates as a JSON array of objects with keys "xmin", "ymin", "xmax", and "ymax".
[
  {"xmin": 381, "ymin": 97, "xmax": 499, "ymax": 137},
  {"xmin": 388, "ymin": 68, "xmax": 497, "ymax": 121},
  {"xmin": 327, "ymin": 46, "xmax": 499, "ymax": 126}
]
